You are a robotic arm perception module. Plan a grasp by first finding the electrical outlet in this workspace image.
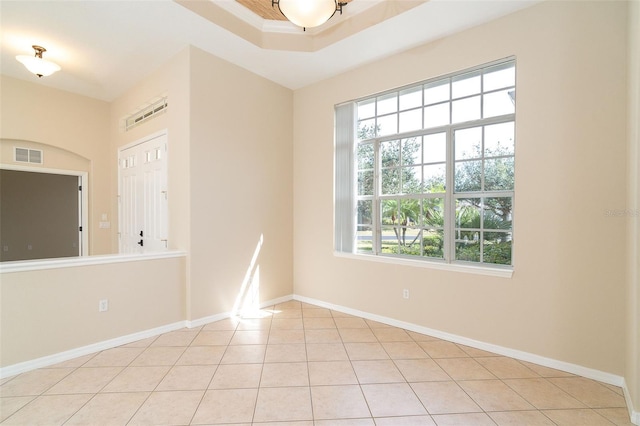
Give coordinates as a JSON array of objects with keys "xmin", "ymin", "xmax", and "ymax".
[
  {"xmin": 402, "ymin": 289, "xmax": 409, "ymax": 299},
  {"xmin": 99, "ymin": 299, "xmax": 109, "ymax": 312}
]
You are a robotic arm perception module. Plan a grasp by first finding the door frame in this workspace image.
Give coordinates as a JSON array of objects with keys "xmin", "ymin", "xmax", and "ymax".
[{"xmin": 0, "ymin": 163, "xmax": 89, "ymax": 257}]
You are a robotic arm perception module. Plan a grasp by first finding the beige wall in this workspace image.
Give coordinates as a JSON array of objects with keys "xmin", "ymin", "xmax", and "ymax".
[
  {"xmin": 293, "ymin": 0, "xmax": 628, "ymax": 377},
  {"xmin": 188, "ymin": 46, "xmax": 293, "ymax": 320},
  {"xmin": 0, "ymin": 256, "xmax": 185, "ymax": 367},
  {"xmin": 0, "ymin": 77, "xmax": 112, "ymax": 255}
]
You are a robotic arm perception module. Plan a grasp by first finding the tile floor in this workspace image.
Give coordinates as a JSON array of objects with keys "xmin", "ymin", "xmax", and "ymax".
[{"xmin": 0, "ymin": 300, "xmax": 634, "ymax": 425}]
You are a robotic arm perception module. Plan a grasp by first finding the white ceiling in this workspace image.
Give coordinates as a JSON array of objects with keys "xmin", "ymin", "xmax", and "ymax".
[{"xmin": 0, "ymin": 0, "xmax": 539, "ymax": 102}]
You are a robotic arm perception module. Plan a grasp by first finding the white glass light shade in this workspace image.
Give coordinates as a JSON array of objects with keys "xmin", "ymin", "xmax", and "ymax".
[
  {"xmin": 278, "ymin": 0, "xmax": 337, "ymax": 28},
  {"xmin": 16, "ymin": 55, "xmax": 61, "ymax": 77}
]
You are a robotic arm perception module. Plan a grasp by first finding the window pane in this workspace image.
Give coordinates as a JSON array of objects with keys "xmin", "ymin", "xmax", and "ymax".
[
  {"xmin": 452, "ymin": 96, "xmax": 481, "ymax": 123},
  {"xmin": 381, "ymin": 140, "xmax": 400, "ymax": 167},
  {"xmin": 455, "ymin": 161, "xmax": 482, "ymax": 192},
  {"xmin": 483, "ymin": 64, "xmax": 515, "ymax": 91},
  {"xmin": 399, "ymin": 109, "xmax": 422, "ymax": 133},
  {"xmin": 423, "ymin": 164, "xmax": 445, "ymax": 193},
  {"xmin": 423, "ymin": 229, "xmax": 444, "ymax": 259},
  {"xmin": 424, "ymin": 80, "xmax": 450, "ymax": 104},
  {"xmin": 358, "ymin": 170, "xmax": 373, "ymax": 195},
  {"xmin": 483, "ymin": 89, "xmax": 515, "ymax": 118},
  {"xmin": 456, "ymin": 198, "xmax": 481, "ymax": 228},
  {"xmin": 381, "ymin": 169, "xmax": 401, "ymax": 194},
  {"xmin": 357, "ymin": 118, "xmax": 376, "ymax": 141},
  {"xmin": 454, "ymin": 127, "xmax": 482, "ymax": 160},
  {"xmin": 399, "ymin": 228, "xmax": 421, "ymax": 255},
  {"xmin": 381, "ymin": 200, "xmax": 398, "ymax": 225},
  {"xmin": 400, "ymin": 199, "xmax": 420, "ymax": 227},
  {"xmin": 357, "ymin": 143, "xmax": 374, "ymax": 170},
  {"xmin": 400, "ymin": 86, "xmax": 422, "ymax": 110},
  {"xmin": 424, "ymin": 132, "xmax": 446, "ymax": 163},
  {"xmin": 452, "ymin": 72, "xmax": 481, "ymax": 98},
  {"xmin": 484, "ymin": 157, "xmax": 514, "ymax": 191},
  {"xmin": 402, "ymin": 166, "xmax": 422, "ymax": 194},
  {"xmin": 377, "ymin": 93, "xmax": 398, "ymax": 115},
  {"xmin": 424, "ymin": 103, "xmax": 449, "ymax": 129},
  {"xmin": 357, "ymin": 200, "xmax": 373, "ymax": 225},
  {"xmin": 483, "ymin": 198, "xmax": 513, "ymax": 229},
  {"xmin": 358, "ymin": 99, "xmax": 375, "ymax": 120},
  {"xmin": 483, "ymin": 232, "xmax": 512, "ymax": 265},
  {"xmin": 356, "ymin": 226, "xmax": 373, "ymax": 253},
  {"xmin": 377, "ymin": 114, "xmax": 398, "ymax": 136},
  {"xmin": 422, "ymin": 197, "xmax": 444, "ymax": 227},
  {"xmin": 484, "ymin": 122, "xmax": 514, "ymax": 156},
  {"xmin": 455, "ymin": 230, "xmax": 480, "ymax": 262},
  {"xmin": 401, "ymin": 138, "xmax": 422, "ymax": 166},
  {"xmin": 381, "ymin": 227, "xmax": 399, "ymax": 254}
]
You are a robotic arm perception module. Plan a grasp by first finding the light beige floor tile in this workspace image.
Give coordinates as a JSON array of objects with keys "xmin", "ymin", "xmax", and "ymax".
[
  {"xmin": 191, "ymin": 388, "xmax": 257, "ymax": 424},
  {"xmin": 315, "ymin": 419, "xmax": 374, "ymax": 426},
  {"xmin": 488, "ymin": 410, "xmax": 557, "ymax": 425},
  {"xmin": 260, "ymin": 362, "xmax": 309, "ymax": 387},
  {"xmin": 518, "ymin": 360, "xmax": 575, "ymax": 377},
  {"xmin": 230, "ymin": 330, "xmax": 270, "ymax": 345},
  {"xmin": 271, "ymin": 318, "xmax": 304, "ymax": 330},
  {"xmin": 361, "ymin": 383, "xmax": 427, "ymax": 417},
  {"xmin": 382, "ymin": 342, "xmax": 429, "ymax": 359},
  {"xmin": 548, "ymin": 376, "xmax": 627, "ymax": 408},
  {"xmin": 151, "ymin": 330, "xmax": 199, "ymax": 347},
  {"xmin": 102, "ymin": 366, "xmax": 170, "ymax": 392},
  {"xmin": 203, "ymin": 318, "xmax": 240, "ymax": 331},
  {"xmin": 268, "ymin": 329, "xmax": 305, "ymax": 344},
  {"xmin": 365, "ymin": 319, "xmax": 393, "ymax": 328},
  {"xmin": 0, "ymin": 368, "xmax": 74, "ymax": 397},
  {"xmin": 352, "ymin": 360, "xmax": 405, "ymax": 384},
  {"xmin": 306, "ymin": 343, "xmax": 349, "ymax": 361},
  {"xmin": 331, "ymin": 311, "xmax": 358, "ymax": 318},
  {"xmin": 264, "ymin": 343, "xmax": 307, "ymax": 362},
  {"xmin": 594, "ymin": 408, "xmax": 635, "ymax": 425},
  {"xmin": 45, "ymin": 366, "xmax": 123, "ymax": 394},
  {"xmin": 308, "ymin": 361, "xmax": 358, "ymax": 386},
  {"xmin": 236, "ymin": 317, "xmax": 272, "ymax": 330},
  {"xmin": 220, "ymin": 344, "xmax": 266, "ymax": 364},
  {"xmin": 209, "ymin": 363, "xmax": 262, "ymax": 389},
  {"xmin": 603, "ymin": 383, "xmax": 625, "ymax": 396},
  {"xmin": 339, "ymin": 328, "xmax": 377, "ymax": 343},
  {"xmin": 303, "ymin": 317, "xmax": 337, "ymax": 329},
  {"xmin": 156, "ymin": 365, "xmax": 217, "ymax": 390},
  {"xmin": 476, "ymin": 356, "xmax": 540, "ymax": 379},
  {"xmin": 120, "ymin": 336, "xmax": 158, "ymax": 348},
  {"xmin": 407, "ymin": 331, "xmax": 441, "ymax": 342},
  {"xmin": 431, "ymin": 412, "xmax": 496, "ymax": 425},
  {"xmin": 344, "ymin": 342, "xmax": 390, "ymax": 360},
  {"xmin": 128, "ymin": 390, "xmax": 203, "ymax": 425},
  {"xmin": 64, "ymin": 392, "xmax": 149, "ymax": 425},
  {"xmin": 372, "ymin": 328, "xmax": 413, "ymax": 342},
  {"xmin": 374, "ymin": 415, "xmax": 436, "ymax": 425},
  {"xmin": 0, "ymin": 396, "xmax": 35, "ymax": 422},
  {"xmin": 257, "ymin": 422, "xmax": 313, "ymax": 426},
  {"xmin": 175, "ymin": 345, "xmax": 226, "ymax": 365},
  {"xmin": 395, "ymin": 358, "xmax": 451, "ymax": 382},
  {"xmin": 542, "ymin": 408, "xmax": 617, "ymax": 425},
  {"xmin": 304, "ymin": 329, "xmax": 343, "ymax": 343},
  {"xmin": 271, "ymin": 309, "xmax": 303, "ymax": 319},
  {"xmin": 192, "ymin": 330, "xmax": 235, "ymax": 346},
  {"xmin": 253, "ymin": 386, "xmax": 313, "ymax": 422},
  {"xmin": 503, "ymin": 378, "xmax": 586, "ymax": 409},
  {"xmin": 411, "ymin": 381, "xmax": 482, "ymax": 414},
  {"xmin": 130, "ymin": 346, "xmax": 186, "ymax": 366},
  {"xmin": 302, "ymin": 308, "xmax": 333, "ymax": 318},
  {"xmin": 47, "ymin": 353, "xmax": 96, "ymax": 369},
  {"xmin": 83, "ymin": 347, "xmax": 145, "ymax": 367},
  {"xmin": 456, "ymin": 344, "xmax": 498, "ymax": 358},
  {"xmin": 1, "ymin": 394, "xmax": 92, "ymax": 425},
  {"xmin": 310, "ymin": 384, "xmax": 371, "ymax": 419},
  {"xmin": 458, "ymin": 379, "xmax": 534, "ymax": 411},
  {"xmin": 418, "ymin": 341, "xmax": 468, "ymax": 358},
  {"xmin": 435, "ymin": 358, "xmax": 496, "ymax": 380},
  {"xmin": 275, "ymin": 300, "xmax": 302, "ymax": 310},
  {"xmin": 334, "ymin": 317, "xmax": 369, "ymax": 329}
]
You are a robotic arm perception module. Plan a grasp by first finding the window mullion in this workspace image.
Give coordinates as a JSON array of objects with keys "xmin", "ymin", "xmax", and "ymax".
[
  {"xmin": 374, "ymin": 139, "xmax": 381, "ymax": 255},
  {"xmin": 445, "ymin": 128, "xmax": 454, "ymax": 263}
]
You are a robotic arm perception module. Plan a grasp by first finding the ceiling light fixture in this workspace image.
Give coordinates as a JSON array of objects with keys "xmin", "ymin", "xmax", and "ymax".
[
  {"xmin": 272, "ymin": 0, "xmax": 347, "ymax": 30},
  {"xmin": 16, "ymin": 45, "xmax": 61, "ymax": 78}
]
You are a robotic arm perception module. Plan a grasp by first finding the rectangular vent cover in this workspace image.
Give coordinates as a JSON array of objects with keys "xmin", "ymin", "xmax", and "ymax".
[
  {"xmin": 14, "ymin": 147, "xmax": 43, "ymax": 164},
  {"xmin": 125, "ymin": 97, "xmax": 168, "ymax": 131}
]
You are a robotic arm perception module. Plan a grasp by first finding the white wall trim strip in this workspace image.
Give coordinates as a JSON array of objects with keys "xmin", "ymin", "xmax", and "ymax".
[{"xmin": 0, "ymin": 321, "xmax": 187, "ymax": 379}]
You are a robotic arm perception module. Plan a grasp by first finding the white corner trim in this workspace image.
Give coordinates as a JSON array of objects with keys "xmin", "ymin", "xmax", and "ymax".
[
  {"xmin": 0, "ymin": 321, "xmax": 187, "ymax": 379},
  {"xmin": 621, "ymin": 377, "xmax": 640, "ymax": 426}
]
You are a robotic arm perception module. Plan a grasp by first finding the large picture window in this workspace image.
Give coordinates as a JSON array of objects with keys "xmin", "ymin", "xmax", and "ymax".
[{"xmin": 335, "ymin": 58, "xmax": 515, "ymax": 268}]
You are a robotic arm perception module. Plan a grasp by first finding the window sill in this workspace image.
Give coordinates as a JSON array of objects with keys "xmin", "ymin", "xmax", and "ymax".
[{"xmin": 334, "ymin": 251, "xmax": 513, "ymax": 278}]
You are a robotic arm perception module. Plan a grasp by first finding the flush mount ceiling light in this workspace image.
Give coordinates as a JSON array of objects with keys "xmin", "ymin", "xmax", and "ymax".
[
  {"xmin": 16, "ymin": 45, "xmax": 61, "ymax": 78},
  {"xmin": 272, "ymin": 0, "xmax": 347, "ymax": 30}
]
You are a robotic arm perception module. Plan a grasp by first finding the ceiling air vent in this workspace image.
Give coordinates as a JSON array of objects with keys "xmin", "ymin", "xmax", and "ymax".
[
  {"xmin": 14, "ymin": 147, "xmax": 43, "ymax": 164},
  {"xmin": 125, "ymin": 97, "xmax": 168, "ymax": 131}
]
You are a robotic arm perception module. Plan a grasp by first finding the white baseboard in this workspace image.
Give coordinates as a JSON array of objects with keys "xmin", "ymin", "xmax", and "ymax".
[{"xmin": 0, "ymin": 321, "xmax": 187, "ymax": 379}]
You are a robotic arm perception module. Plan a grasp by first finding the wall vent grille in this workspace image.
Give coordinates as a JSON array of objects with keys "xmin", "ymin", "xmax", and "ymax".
[
  {"xmin": 125, "ymin": 97, "xmax": 168, "ymax": 131},
  {"xmin": 14, "ymin": 148, "xmax": 43, "ymax": 164}
]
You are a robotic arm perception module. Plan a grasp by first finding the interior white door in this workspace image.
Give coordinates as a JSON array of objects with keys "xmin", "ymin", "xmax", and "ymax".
[{"xmin": 119, "ymin": 133, "xmax": 168, "ymax": 254}]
